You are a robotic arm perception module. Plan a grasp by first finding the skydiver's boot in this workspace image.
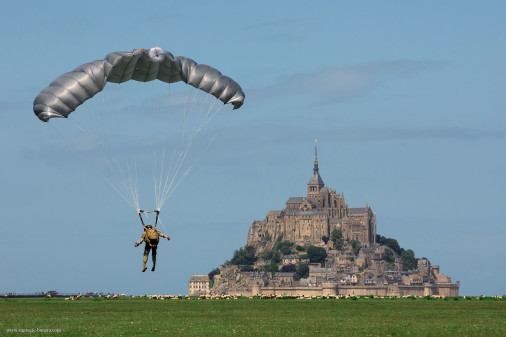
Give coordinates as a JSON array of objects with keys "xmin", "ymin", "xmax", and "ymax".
[
  {"xmin": 142, "ymin": 263, "xmax": 147, "ymax": 272},
  {"xmin": 151, "ymin": 254, "xmax": 156, "ymax": 272},
  {"xmin": 151, "ymin": 264, "xmax": 156, "ymax": 272}
]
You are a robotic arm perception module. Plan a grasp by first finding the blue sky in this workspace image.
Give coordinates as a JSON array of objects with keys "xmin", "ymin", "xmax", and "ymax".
[{"xmin": 1, "ymin": 1, "xmax": 505, "ymax": 296}]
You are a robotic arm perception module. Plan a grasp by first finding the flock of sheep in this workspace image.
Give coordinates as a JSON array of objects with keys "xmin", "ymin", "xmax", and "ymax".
[{"xmin": 52, "ymin": 294, "xmax": 504, "ymax": 301}]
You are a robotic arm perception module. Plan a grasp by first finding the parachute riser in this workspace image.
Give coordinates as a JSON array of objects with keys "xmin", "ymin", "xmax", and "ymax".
[{"xmin": 138, "ymin": 209, "xmax": 160, "ymax": 228}]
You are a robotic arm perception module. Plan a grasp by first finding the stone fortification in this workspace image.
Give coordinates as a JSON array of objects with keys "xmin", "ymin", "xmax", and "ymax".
[{"xmin": 197, "ymin": 143, "xmax": 459, "ymax": 298}]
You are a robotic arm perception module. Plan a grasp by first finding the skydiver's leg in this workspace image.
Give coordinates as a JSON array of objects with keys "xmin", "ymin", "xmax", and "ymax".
[
  {"xmin": 143, "ymin": 245, "xmax": 150, "ymax": 272},
  {"xmin": 151, "ymin": 246, "xmax": 157, "ymax": 272}
]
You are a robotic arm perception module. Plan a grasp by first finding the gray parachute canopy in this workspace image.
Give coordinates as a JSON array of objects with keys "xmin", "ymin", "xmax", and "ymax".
[{"xmin": 33, "ymin": 47, "xmax": 245, "ymax": 122}]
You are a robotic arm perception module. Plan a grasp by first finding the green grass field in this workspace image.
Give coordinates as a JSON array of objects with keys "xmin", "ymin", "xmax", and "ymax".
[{"xmin": 0, "ymin": 297, "xmax": 504, "ymax": 336}]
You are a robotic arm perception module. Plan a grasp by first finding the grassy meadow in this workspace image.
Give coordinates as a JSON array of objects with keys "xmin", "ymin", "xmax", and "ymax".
[{"xmin": 0, "ymin": 296, "xmax": 505, "ymax": 336}]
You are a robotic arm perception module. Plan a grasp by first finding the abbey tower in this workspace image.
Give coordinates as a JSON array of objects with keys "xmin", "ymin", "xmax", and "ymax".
[{"xmin": 247, "ymin": 141, "xmax": 376, "ymax": 250}]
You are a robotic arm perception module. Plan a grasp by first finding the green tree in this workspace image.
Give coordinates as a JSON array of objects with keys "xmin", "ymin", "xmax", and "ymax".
[
  {"xmin": 264, "ymin": 260, "xmax": 279, "ymax": 275},
  {"xmin": 331, "ymin": 229, "xmax": 342, "ymax": 241},
  {"xmin": 231, "ymin": 246, "xmax": 257, "ymax": 265},
  {"xmin": 401, "ymin": 249, "xmax": 418, "ymax": 271},
  {"xmin": 376, "ymin": 234, "xmax": 402, "ymax": 255},
  {"xmin": 208, "ymin": 267, "xmax": 220, "ymax": 289},
  {"xmin": 294, "ymin": 262, "xmax": 309, "ymax": 281},
  {"xmin": 272, "ymin": 250, "xmax": 281, "ymax": 263},
  {"xmin": 240, "ymin": 265, "xmax": 255, "ymax": 272},
  {"xmin": 331, "ymin": 229, "xmax": 344, "ymax": 250},
  {"xmin": 274, "ymin": 240, "xmax": 294, "ymax": 255},
  {"xmin": 259, "ymin": 250, "xmax": 273, "ymax": 261},
  {"xmin": 296, "ymin": 245, "xmax": 306, "ymax": 252},
  {"xmin": 385, "ymin": 248, "xmax": 395, "ymax": 264},
  {"xmin": 351, "ymin": 240, "xmax": 362, "ymax": 255},
  {"xmin": 307, "ymin": 246, "xmax": 328, "ymax": 264},
  {"xmin": 281, "ymin": 264, "xmax": 296, "ymax": 272},
  {"xmin": 208, "ymin": 267, "xmax": 220, "ymax": 281},
  {"xmin": 322, "ymin": 236, "xmax": 329, "ymax": 244}
]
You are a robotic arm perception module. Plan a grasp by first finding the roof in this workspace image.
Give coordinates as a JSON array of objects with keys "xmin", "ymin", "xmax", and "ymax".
[
  {"xmin": 308, "ymin": 172, "xmax": 324, "ymax": 185},
  {"xmin": 286, "ymin": 197, "xmax": 306, "ymax": 204},
  {"xmin": 274, "ymin": 272, "xmax": 295, "ymax": 277},
  {"xmin": 285, "ymin": 210, "xmax": 327, "ymax": 216},
  {"xmin": 189, "ymin": 275, "xmax": 209, "ymax": 282},
  {"xmin": 349, "ymin": 207, "xmax": 366, "ymax": 215}
]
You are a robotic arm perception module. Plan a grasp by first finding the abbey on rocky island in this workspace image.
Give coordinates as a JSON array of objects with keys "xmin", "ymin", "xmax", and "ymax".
[
  {"xmin": 247, "ymin": 142, "xmax": 376, "ymax": 250},
  {"xmin": 189, "ymin": 142, "xmax": 459, "ymax": 298}
]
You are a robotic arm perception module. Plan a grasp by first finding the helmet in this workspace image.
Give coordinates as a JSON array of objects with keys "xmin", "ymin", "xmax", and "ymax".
[{"xmin": 145, "ymin": 224, "xmax": 153, "ymax": 229}]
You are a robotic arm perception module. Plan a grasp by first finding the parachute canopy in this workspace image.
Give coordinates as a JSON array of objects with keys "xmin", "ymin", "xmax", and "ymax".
[{"xmin": 33, "ymin": 47, "xmax": 245, "ymax": 122}]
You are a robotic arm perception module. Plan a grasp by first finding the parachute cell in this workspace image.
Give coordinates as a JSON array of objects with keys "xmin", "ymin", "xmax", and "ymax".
[{"xmin": 33, "ymin": 47, "xmax": 245, "ymax": 122}]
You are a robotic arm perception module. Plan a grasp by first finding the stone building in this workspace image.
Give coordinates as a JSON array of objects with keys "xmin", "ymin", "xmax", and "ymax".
[
  {"xmin": 188, "ymin": 275, "xmax": 210, "ymax": 296},
  {"xmin": 196, "ymin": 142, "xmax": 459, "ymax": 298},
  {"xmin": 247, "ymin": 142, "xmax": 376, "ymax": 250}
]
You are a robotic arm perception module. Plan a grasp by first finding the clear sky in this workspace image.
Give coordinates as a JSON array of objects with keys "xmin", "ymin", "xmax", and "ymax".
[{"xmin": 1, "ymin": 1, "xmax": 505, "ymax": 296}]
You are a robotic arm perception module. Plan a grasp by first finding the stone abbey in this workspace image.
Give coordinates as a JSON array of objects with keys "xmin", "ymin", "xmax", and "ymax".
[
  {"xmin": 190, "ymin": 142, "xmax": 459, "ymax": 298},
  {"xmin": 247, "ymin": 142, "xmax": 376, "ymax": 249}
]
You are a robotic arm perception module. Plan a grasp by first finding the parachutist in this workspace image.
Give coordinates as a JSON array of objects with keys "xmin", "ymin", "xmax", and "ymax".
[{"xmin": 134, "ymin": 224, "xmax": 170, "ymax": 272}]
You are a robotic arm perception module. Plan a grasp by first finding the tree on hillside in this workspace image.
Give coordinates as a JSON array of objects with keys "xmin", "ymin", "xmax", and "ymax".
[
  {"xmin": 307, "ymin": 246, "xmax": 327, "ymax": 264},
  {"xmin": 322, "ymin": 236, "xmax": 329, "ymax": 244},
  {"xmin": 259, "ymin": 250, "xmax": 273, "ymax": 261},
  {"xmin": 294, "ymin": 262, "xmax": 309, "ymax": 281},
  {"xmin": 264, "ymin": 260, "xmax": 279, "ymax": 275},
  {"xmin": 351, "ymin": 240, "xmax": 361, "ymax": 256},
  {"xmin": 272, "ymin": 250, "xmax": 281, "ymax": 263},
  {"xmin": 331, "ymin": 229, "xmax": 344, "ymax": 250},
  {"xmin": 208, "ymin": 267, "xmax": 220, "ymax": 281},
  {"xmin": 208, "ymin": 267, "xmax": 220, "ymax": 288},
  {"xmin": 401, "ymin": 249, "xmax": 418, "ymax": 271},
  {"xmin": 376, "ymin": 234, "xmax": 420, "ymax": 270},
  {"xmin": 281, "ymin": 264, "xmax": 296, "ymax": 272},
  {"xmin": 274, "ymin": 240, "xmax": 295, "ymax": 255},
  {"xmin": 231, "ymin": 246, "xmax": 257, "ymax": 265},
  {"xmin": 376, "ymin": 234, "xmax": 402, "ymax": 255},
  {"xmin": 240, "ymin": 265, "xmax": 255, "ymax": 272},
  {"xmin": 385, "ymin": 248, "xmax": 395, "ymax": 264},
  {"xmin": 331, "ymin": 229, "xmax": 342, "ymax": 241}
]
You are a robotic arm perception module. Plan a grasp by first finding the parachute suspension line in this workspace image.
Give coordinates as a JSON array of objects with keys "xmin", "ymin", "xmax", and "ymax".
[
  {"xmin": 153, "ymin": 92, "xmax": 224, "ymax": 211},
  {"xmin": 48, "ymin": 122, "xmax": 80, "ymax": 153},
  {"xmin": 152, "ymin": 88, "xmax": 192, "ymax": 211},
  {"xmin": 155, "ymin": 90, "xmax": 199, "ymax": 210},
  {"xmin": 156, "ymin": 216, "xmax": 169, "ymax": 238},
  {"xmin": 104, "ymin": 156, "xmax": 140, "ymax": 211},
  {"xmin": 98, "ymin": 82, "xmax": 151, "ymax": 213},
  {"xmin": 160, "ymin": 133, "xmax": 217, "ymax": 206},
  {"xmin": 153, "ymin": 150, "xmax": 168, "ymax": 212}
]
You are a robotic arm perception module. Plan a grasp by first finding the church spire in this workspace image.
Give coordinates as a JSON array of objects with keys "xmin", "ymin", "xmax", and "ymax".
[
  {"xmin": 308, "ymin": 138, "xmax": 324, "ymax": 196},
  {"xmin": 313, "ymin": 138, "xmax": 319, "ymax": 174}
]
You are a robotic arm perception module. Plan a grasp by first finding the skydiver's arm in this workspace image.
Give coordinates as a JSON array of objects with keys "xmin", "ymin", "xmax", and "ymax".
[
  {"xmin": 158, "ymin": 231, "xmax": 170, "ymax": 240},
  {"xmin": 137, "ymin": 233, "xmax": 146, "ymax": 244}
]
